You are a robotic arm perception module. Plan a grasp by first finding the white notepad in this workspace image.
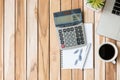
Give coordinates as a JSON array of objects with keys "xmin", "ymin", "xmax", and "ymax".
[{"xmin": 61, "ymin": 23, "xmax": 93, "ymax": 69}]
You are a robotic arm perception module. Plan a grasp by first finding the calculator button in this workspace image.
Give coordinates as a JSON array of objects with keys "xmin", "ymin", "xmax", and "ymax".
[
  {"xmin": 77, "ymin": 38, "xmax": 80, "ymax": 42},
  {"xmin": 81, "ymin": 41, "xmax": 84, "ymax": 44},
  {"xmin": 59, "ymin": 30, "xmax": 62, "ymax": 33},
  {"xmin": 63, "ymin": 29, "xmax": 67, "ymax": 32},
  {"xmin": 80, "ymin": 33, "xmax": 83, "ymax": 36},
  {"xmin": 61, "ymin": 41, "xmax": 64, "ymax": 44},
  {"xmin": 61, "ymin": 44, "xmax": 65, "ymax": 48},
  {"xmin": 79, "ymin": 29, "xmax": 82, "ymax": 32},
  {"xmin": 70, "ymin": 27, "xmax": 74, "ymax": 31},
  {"xmin": 59, "ymin": 33, "xmax": 63, "ymax": 36},
  {"xmin": 78, "ymin": 26, "xmax": 82, "ymax": 29},
  {"xmin": 76, "ymin": 32, "xmax": 80, "ymax": 34},
  {"xmin": 77, "ymin": 29, "xmax": 82, "ymax": 32},
  {"xmin": 67, "ymin": 28, "xmax": 70, "ymax": 32},
  {"xmin": 60, "ymin": 36, "xmax": 63, "ymax": 40},
  {"xmin": 76, "ymin": 33, "xmax": 81, "ymax": 37},
  {"xmin": 75, "ymin": 27, "xmax": 78, "ymax": 30},
  {"xmin": 77, "ymin": 40, "xmax": 81, "ymax": 45},
  {"xmin": 77, "ymin": 42, "xmax": 81, "ymax": 45},
  {"xmin": 80, "ymin": 36, "xmax": 84, "ymax": 40},
  {"xmin": 75, "ymin": 28, "xmax": 80, "ymax": 32},
  {"xmin": 76, "ymin": 34, "xmax": 80, "ymax": 37}
]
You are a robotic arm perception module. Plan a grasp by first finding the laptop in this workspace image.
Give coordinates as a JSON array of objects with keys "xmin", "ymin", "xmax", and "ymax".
[{"xmin": 97, "ymin": 0, "xmax": 120, "ymax": 41}]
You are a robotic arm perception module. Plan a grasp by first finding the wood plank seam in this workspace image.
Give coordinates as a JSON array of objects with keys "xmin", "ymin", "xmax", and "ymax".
[
  {"xmin": 0, "ymin": 0, "xmax": 4, "ymax": 79},
  {"xmin": 37, "ymin": 0, "xmax": 39, "ymax": 80}
]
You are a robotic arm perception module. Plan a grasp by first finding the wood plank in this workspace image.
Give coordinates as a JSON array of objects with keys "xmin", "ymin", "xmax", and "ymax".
[
  {"xmin": 95, "ymin": 12, "xmax": 105, "ymax": 80},
  {"xmin": 105, "ymin": 39, "xmax": 116, "ymax": 80},
  {"xmin": 83, "ymin": 8, "xmax": 94, "ymax": 23},
  {"xmin": 71, "ymin": 0, "xmax": 83, "ymax": 80},
  {"xmin": 116, "ymin": 41, "xmax": 120, "ymax": 80},
  {"xmin": 72, "ymin": 0, "xmax": 79, "ymax": 9},
  {"xmin": 27, "ymin": 0, "xmax": 38, "ymax": 80},
  {"xmin": 72, "ymin": 69, "xmax": 83, "ymax": 80},
  {"xmin": 83, "ymin": 3, "xmax": 94, "ymax": 80},
  {"xmin": 78, "ymin": 0, "xmax": 83, "ymax": 11},
  {"xmin": 15, "ymin": 0, "xmax": 26, "ymax": 80},
  {"xmin": 0, "ymin": 0, "xmax": 3, "ymax": 79},
  {"xmin": 50, "ymin": 0, "xmax": 60, "ymax": 80},
  {"xmin": 61, "ymin": 0, "xmax": 71, "ymax": 10},
  {"xmin": 4, "ymin": 0, "xmax": 15, "ymax": 80},
  {"xmin": 61, "ymin": 0, "xmax": 72, "ymax": 80},
  {"xmin": 38, "ymin": 0, "xmax": 49, "ymax": 80}
]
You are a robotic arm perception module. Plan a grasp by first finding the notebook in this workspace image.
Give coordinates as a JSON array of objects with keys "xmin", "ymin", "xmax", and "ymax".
[{"xmin": 61, "ymin": 23, "xmax": 93, "ymax": 69}]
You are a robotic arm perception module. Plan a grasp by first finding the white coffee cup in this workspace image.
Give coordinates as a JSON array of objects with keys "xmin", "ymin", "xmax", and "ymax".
[{"xmin": 98, "ymin": 42, "xmax": 118, "ymax": 64}]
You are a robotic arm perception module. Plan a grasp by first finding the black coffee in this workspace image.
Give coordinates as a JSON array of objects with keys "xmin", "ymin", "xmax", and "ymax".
[{"xmin": 99, "ymin": 44, "xmax": 115, "ymax": 60}]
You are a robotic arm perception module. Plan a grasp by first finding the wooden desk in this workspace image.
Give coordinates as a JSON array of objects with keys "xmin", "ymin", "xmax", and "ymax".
[{"xmin": 0, "ymin": 0, "xmax": 120, "ymax": 80}]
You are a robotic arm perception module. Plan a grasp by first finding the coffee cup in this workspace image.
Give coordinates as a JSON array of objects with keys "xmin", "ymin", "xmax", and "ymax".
[{"xmin": 98, "ymin": 42, "xmax": 118, "ymax": 64}]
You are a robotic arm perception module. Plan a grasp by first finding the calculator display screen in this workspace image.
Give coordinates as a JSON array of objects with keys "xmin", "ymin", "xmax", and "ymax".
[
  {"xmin": 54, "ymin": 14, "xmax": 81, "ymax": 25},
  {"xmin": 54, "ymin": 9, "xmax": 82, "ymax": 27}
]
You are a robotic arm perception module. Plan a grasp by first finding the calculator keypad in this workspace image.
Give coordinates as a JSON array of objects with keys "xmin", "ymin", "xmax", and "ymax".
[
  {"xmin": 75, "ymin": 26, "xmax": 85, "ymax": 45},
  {"xmin": 64, "ymin": 29, "xmax": 77, "ymax": 47},
  {"xmin": 58, "ymin": 23, "xmax": 86, "ymax": 49}
]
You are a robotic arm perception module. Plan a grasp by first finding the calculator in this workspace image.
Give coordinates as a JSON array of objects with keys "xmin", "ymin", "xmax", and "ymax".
[{"xmin": 54, "ymin": 9, "xmax": 87, "ymax": 50}]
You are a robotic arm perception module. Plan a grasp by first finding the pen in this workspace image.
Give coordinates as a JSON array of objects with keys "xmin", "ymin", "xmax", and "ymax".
[{"xmin": 82, "ymin": 43, "xmax": 91, "ymax": 70}]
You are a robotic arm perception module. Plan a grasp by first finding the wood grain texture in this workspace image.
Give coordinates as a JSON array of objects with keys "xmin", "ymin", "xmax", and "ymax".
[
  {"xmin": 15, "ymin": 0, "xmax": 26, "ymax": 80},
  {"xmin": 95, "ymin": 12, "xmax": 105, "ymax": 80},
  {"xmin": 0, "ymin": 0, "xmax": 120, "ymax": 80},
  {"xmin": 61, "ymin": 0, "xmax": 72, "ymax": 80},
  {"xmin": 105, "ymin": 39, "xmax": 116, "ymax": 80},
  {"xmin": 71, "ymin": 0, "xmax": 83, "ymax": 80},
  {"xmin": 117, "ymin": 41, "xmax": 120, "ymax": 80},
  {"xmin": 38, "ymin": 0, "xmax": 49, "ymax": 80},
  {"xmin": 72, "ymin": 0, "xmax": 79, "ymax": 9},
  {"xmin": 78, "ymin": 0, "xmax": 83, "ymax": 11},
  {"xmin": 72, "ymin": 69, "xmax": 83, "ymax": 80},
  {"xmin": 27, "ymin": 0, "xmax": 38, "ymax": 80},
  {"xmin": 0, "ymin": 0, "xmax": 3, "ymax": 80},
  {"xmin": 83, "ymin": 3, "xmax": 94, "ymax": 80},
  {"xmin": 4, "ymin": 0, "xmax": 15, "ymax": 80},
  {"xmin": 50, "ymin": 0, "xmax": 60, "ymax": 80}
]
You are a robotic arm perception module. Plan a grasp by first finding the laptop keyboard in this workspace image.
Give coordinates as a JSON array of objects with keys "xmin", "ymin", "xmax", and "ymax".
[{"xmin": 112, "ymin": 0, "xmax": 120, "ymax": 16}]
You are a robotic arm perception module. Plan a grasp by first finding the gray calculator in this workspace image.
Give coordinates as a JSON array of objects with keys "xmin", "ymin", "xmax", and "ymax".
[{"xmin": 54, "ymin": 9, "xmax": 87, "ymax": 50}]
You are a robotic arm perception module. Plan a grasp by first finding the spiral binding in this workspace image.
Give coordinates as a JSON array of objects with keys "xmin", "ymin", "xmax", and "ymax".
[{"xmin": 60, "ymin": 50, "xmax": 63, "ymax": 68}]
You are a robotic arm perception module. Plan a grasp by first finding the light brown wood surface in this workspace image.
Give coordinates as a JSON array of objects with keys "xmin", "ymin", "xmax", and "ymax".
[
  {"xmin": 0, "ymin": 0, "xmax": 3, "ymax": 80},
  {"xmin": 4, "ymin": 0, "xmax": 15, "ymax": 80},
  {"xmin": 39, "ymin": 0, "xmax": 49, "ymax": 80},
  {"xmin": 50, "ymin": 0, "xmax": 60, "ymax": 80},
  {"xmin": 0, "ymin": 0, "xmax": 119, "ymax": 80},
  {"xmin": 15, "ymin": 0, "xmax": 26, "ymax": 80},
  {"xmin": 27, "ymin": 0, "xmax": 38, "ymax": 80}
]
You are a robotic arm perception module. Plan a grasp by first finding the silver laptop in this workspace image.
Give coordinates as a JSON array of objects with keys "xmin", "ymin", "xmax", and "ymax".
[{"xmin": 97, "ymin": 0, "xmax": 120, "ymax": 41}]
